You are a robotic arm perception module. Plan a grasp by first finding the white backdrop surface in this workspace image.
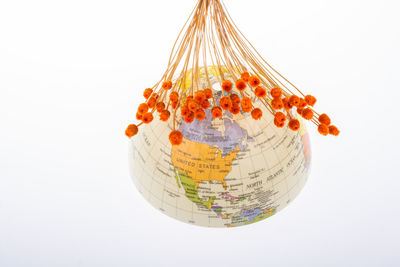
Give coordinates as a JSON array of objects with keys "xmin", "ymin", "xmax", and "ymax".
[{"xmin": 0, "ymin": 0, "xmax": 399, "ymax": 266}]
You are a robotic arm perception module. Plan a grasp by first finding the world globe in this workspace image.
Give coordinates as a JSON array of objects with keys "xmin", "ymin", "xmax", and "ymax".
[{"xmin": 129, "ymin": 68, "xmax": 311, "ymax": 228}]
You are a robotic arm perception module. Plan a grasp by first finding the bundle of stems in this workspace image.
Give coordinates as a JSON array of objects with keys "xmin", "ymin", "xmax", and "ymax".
[{"xmin": 125, "ymin": 0, "xmax": 339, "ymax": 145}]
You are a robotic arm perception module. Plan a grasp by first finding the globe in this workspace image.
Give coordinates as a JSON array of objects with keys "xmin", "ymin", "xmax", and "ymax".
[{"xmin": 129, "ymin": 68, "xmax": 311, "ymax": 228}]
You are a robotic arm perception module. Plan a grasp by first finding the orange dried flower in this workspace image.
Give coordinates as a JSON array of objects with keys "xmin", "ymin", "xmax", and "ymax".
[
  {"xmin": 171, "ymin": 101, "xmax": 178, "ymax": 109},
  {"xmin": 249, "ymin": 76, "xmax": 261, "ymax": 87},
  {"xmin": 241, "ymin": 97, "xmax": 252, "ymax": 112},
  {"xmin": 211, "ymin": 106, "xmax": 223, "ymax": 118},
  {"xmin": 305, "ymin": 95, "xmax": 317, "ymax": 106},
  {"xmin": 220, "ymin": 96, "xmax": 232, "ymax": 110},
  {"xmin": 156, "ymin": 102, "xmax": 165, "ymax": 112},
  {"xmin": 186, "ymin": 96, "xmax": 194, "ymax": 106},
  {"xmin": 255, "ymin": 86, "xmax": 267, "ymax": 98},
  {"xmin": 318, "ymin": 113, "xmax": 331, "ymax": 125},
  {"xmin": 271, "ymin": 98, "xmax": 283, "ymax": 110},
  {"xmin": 288, "ymin": 119, "xmax": 300, "ymax": 131},
  {"xmin": 318, "ymin": 124, "xmax": 329, "ymax": 136},
  {"xmin": 328, "ymin": 125, "xmax": 340, "ymax": 136},
  {"xmin": 270, "ymin": 87, "xmax": 282, "ymax": 99},
  {"xmin": 275, "ymin": 112, "xmax": 286, "ymax": 123},
  {"xmin": 230, "ymin": 104, "xmax": 241, "ymax": 115},
  {"xmin": 302, "ymin": 108, "xmax": 314, "ymax": 120},
  {"xmin": 188, "ymin": 100, "xmax": 199, "ymax": 112},
  {"xmin": 204, "ymin": 88, "xmax": 213, "ymax": 99},
  {"xmin": 297, "ymin": 107, "xmax": 304, "ymax": 115},
  {"xmin": 195, "ymin": 90, "xmax": 206, "ymax": 102},
  {"xmin": 282, "ymin": 97, "xmax": 293, "ymax": 110},
  {"xmin": 251, "ymin": 108, "xmax": 263, "ymax": 120},
  {"xmin": 201, "ymin": 99, "xmax": 210, "ymax": 109},
  {"xmin": 274, "ymin": 118, "xmax": 285, "ymax": 128},
  {"xmin": 162, "ymin": 81, "xmax": 173, "ymax": 90},
  {"xmin": 169, "ymin": 130, "xmax": 183, "ymax": 146},
  {"xmin": 230, "ymin": 94, "xmax": 240, "ymax": 105},
  {"xmin": 159, "ymin": 110, "xmax": 170, "ymax": 121},
  {"xmin": 169, "ymin": 92, "xmax": 179, "ymax": 102},
  {"xmin": 241, "ymin": 106, "xmax": 252, "ymax": 113},
  {"xmin": 151, "ymin": 93, "xmax": 159, "ymax": 100},
  {"xmin": 222, "ymin": 80, "xmax": 233, "ymax": 92},
  {"xmin": 194, "ymin": 109, "xmax": 206, "ymax": 121},
  {"xmin": 138, "ymin": 103, "xmax": 149, "ymax": 114},
  {"xmin": 147, "ymin": 97, "xmax": 157, "ymax": 108},
  {"xmin": 181, "ymin": 106, "xmax": 190, "ymax": 117},
  {"xmin": 236, "ymin": 79, "xmax": 247, "ymax": 91},
  {"xmin": 241, "ymin": 72, "xmax": 250, "ymax": 82},
  {"xmin": 289, "ymin": 95, "xmax": 300, "ymax": 107},
  {"xmin": 298, "ymin": 98, "xmax": 307, "ymax": 108},
  {"xmin": 143, "ymin": 88, "xmax": 153, "ymax": 99},
  {"xmin": 142, "ymin": 112, "xmax": 154, "ymax": 124},
  {"xmin": 184, "ymin": 112, "xmax": 194, "ymax": 123},
  {"xmin": 136, "ymin": 112, "xmax": 143, "ymax": 120},
  {"xmin": 125, "ymin": 124, "xmax": 138, "ymax": 138}
]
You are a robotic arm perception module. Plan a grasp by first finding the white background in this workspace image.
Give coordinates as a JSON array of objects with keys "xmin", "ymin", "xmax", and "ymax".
[{"xmin": 1, "ymin": 0, "xmax": 399, "ymax": 266}]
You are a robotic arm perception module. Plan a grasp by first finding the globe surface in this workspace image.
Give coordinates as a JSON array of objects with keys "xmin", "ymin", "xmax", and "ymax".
[{"xmin": 129, "ymin": 70, "xmax": 311, "ymax": 228}]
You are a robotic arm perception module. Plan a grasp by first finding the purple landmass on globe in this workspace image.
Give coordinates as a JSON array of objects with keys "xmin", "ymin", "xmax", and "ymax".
[
  {"xmin": 179, "ymin": 108, "xmax": 254, "ymax": 156},
  {"xmin": 240, "ymin": 208, "xmax": 261, "ymax": 222}
]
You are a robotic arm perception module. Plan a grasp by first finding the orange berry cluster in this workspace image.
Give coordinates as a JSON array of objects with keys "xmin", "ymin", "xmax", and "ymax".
[
  {"xmin": 266, "ymin": 84, "xmax": 339, "ymax": 136},
  {"xmin": 125, "ymin": 72, "xmax": 339, "ymax": 146},
  {"xmin": 181, "ymin": 88, "xmax": 212, "ymax": 123}
]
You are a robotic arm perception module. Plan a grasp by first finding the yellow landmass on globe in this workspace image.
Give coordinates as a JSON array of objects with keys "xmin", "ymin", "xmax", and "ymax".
[
  {"xmin": 181, "ymin": 66, "xmax": 230, "ymax": 91},
  {"xmin": 171, "ymin": 138, "xmax": 239, "ymax": 190}
]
